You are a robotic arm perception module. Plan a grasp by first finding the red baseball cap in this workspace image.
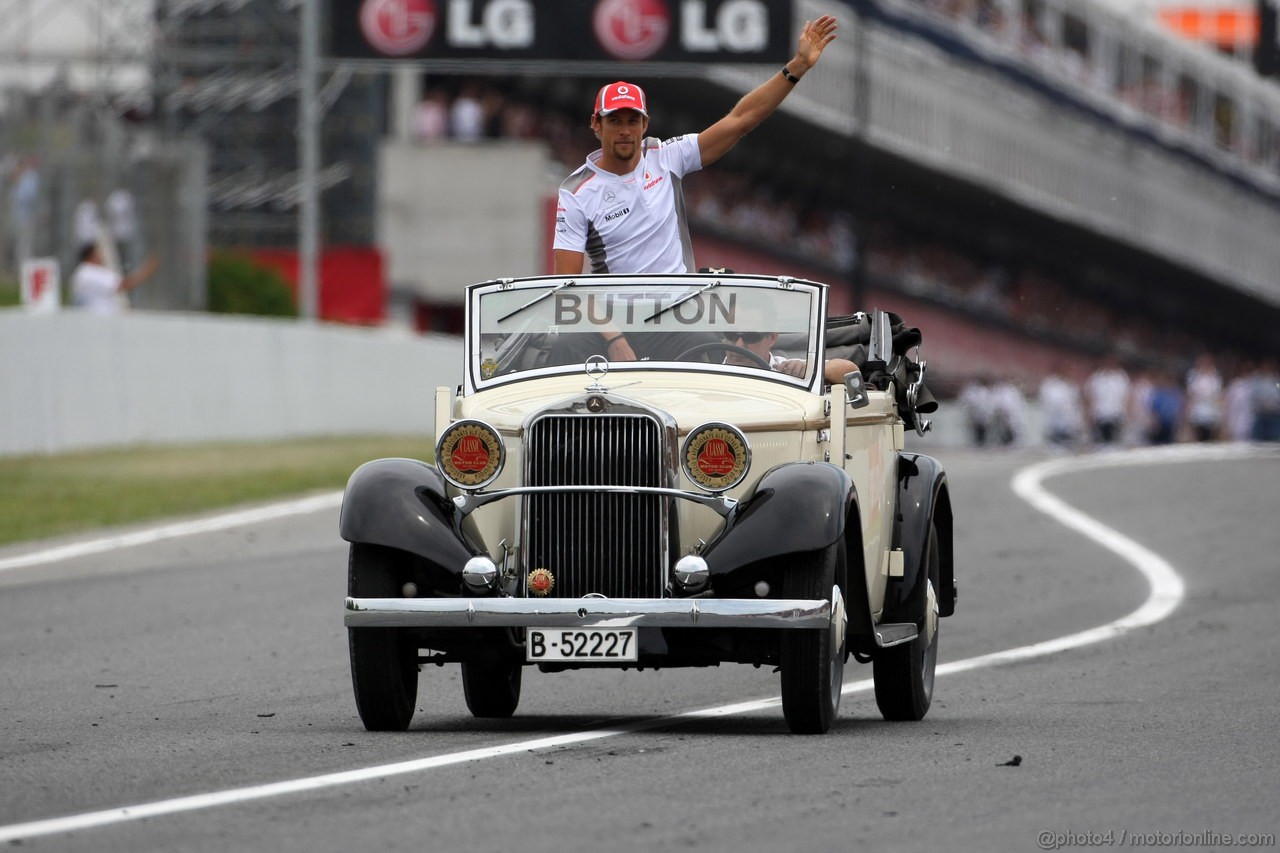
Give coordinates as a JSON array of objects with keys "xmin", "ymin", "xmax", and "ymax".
[{"xmin": 594, "ymin": 81, "xmax": 648, "ymax": 117}]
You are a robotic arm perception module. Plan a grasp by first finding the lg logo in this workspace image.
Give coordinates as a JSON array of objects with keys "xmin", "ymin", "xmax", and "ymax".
[
  {"xmin": 360, "ymin": 0, "xmax": 533, "ymax": 55},
  {"xmin": 681, "ymin": 0, "xmax": 768, "ymax": 53},
  {"xmin": 447, "ymin": 0, "xmax": 534, "ymax": 49},
  {"xmin": 360, "ymin": 0, "xmax": 436, "ymax": 56},
  {"xmin": 593, "ymin": 0, "xmax": 769, "ymax": 60},
  {"xmin": 593, "ymin": 0, "xmax": 671, "ymax": 61}
]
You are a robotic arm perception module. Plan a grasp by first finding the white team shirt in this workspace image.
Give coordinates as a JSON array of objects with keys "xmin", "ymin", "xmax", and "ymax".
[
  {"xmin": 1039, "ymin": 375, "xmax": 1084, "ymax": 433},
  {"xmin": 1185, "ymin": 367, "xmax": 1223, "ymax": 426},
  {"xmin": 1086, "ymin": 368, "xmax": 1130, "ymax": 421},
  {"xmin": 71, "ymin": 261, "xmax": 125, "ymax": 314},
  {"xmin": 554, "ymin": 134, "xmax": 703, "ymax": 274}
]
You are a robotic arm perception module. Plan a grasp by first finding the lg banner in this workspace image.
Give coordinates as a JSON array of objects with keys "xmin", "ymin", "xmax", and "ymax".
[{"xmin": 330, "ymin": 0, "xmax": 793, "ymax": 63}]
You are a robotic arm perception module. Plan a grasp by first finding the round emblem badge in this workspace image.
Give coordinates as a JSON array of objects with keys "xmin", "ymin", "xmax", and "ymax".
[
  {"xmin": 439, "ymin": 424, "xmax": 502, "ymax": 487},
  {"xmin": 684, "ymin": 427, "xmax": 747, "ymax": 491},
  {"xmin": 527, "ymin": 568, "xmax": 555, "ymax": 596},
  {"xmin": 481, "ymin": 358, "xmax": 499, "ymax": 379}
]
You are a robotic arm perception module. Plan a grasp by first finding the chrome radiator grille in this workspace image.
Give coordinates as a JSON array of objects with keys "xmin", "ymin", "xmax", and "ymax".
[{"xmin": 524, "ymin": 414, "xmax": 666, "ymax": 598}]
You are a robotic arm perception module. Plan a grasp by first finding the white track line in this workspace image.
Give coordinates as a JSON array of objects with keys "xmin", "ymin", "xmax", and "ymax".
[
  {"xmin": 0, "ymin": 443, "xmax": 1271, "ymax": 844},
  {"xmin": 0, "ymin": 492, "xmax": 343, "ymax": 573}
]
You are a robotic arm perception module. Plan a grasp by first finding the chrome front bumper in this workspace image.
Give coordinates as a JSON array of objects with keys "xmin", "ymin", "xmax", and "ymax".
[{"xmin": 345, "ymin": 596, "xmax": 831, "ymax": 629}]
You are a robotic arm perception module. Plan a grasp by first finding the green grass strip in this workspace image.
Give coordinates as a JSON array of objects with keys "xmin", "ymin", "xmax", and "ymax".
[{"xmin": 0, "ymin": 435, "xmax": 436, "ymax": 547}]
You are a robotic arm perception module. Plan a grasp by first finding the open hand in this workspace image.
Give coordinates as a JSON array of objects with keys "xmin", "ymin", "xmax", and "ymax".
[{"xmin": 795, "ymin": 15, "xmax": 838, "ymax": 71}]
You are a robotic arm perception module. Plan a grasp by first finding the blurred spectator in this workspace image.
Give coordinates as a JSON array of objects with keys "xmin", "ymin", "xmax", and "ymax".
[
  {"xmin": 1085, "ymin": 355, "xmax": 1131, "ymax": 445},
  {"xmin": 990, "ymin": 377, "xmax": 1028, "ymax": 446},
  {"xmin": 1223, "ymin": 362, "xmax": 1256, "ymax": 442},
  {"xmin": 74, "ymin": 197, "xmax": 102, "ymax": 246},
  {"xmin": 1251, "ymin": 360, "xmax": 1280, "ymax": 442},
  {"xmin": 1148, "ymin": 370, "xmax": 1184, "ymax": 445},
  {"xmin": 1126, "ymin": 368, "xmax": 1156, "ymax": 447},
  {"xmin": 450, "ymin": 84, "xmax": 485, "ymax": 141},
  {"xmin": 70, "ymin": 242, "xmax": 158, "ymax": 314},
  {"xmin": 1184, "ymin": 352, "xmax": 1223, "ymax": 442},
  {"xmin": 1039, "ymin": 365, "xmax": 1084, "ymax": 448},
  {"xmin": 413, "ymin": 89, "xmax": 450, "ymax": 141},
  {"xmin": 481, "ymin": 88, "xmax": 506, "ymax": 139},
  {"xmin": 959, "ymin": 377, "xmax": 996, "ymax": 446},
  {"xmin": 7, "ymin": 156, "xmax": 39, "ymax": 267},
  {"xmin": 106, "ymin": 187, "xmax": 140, "ymax": 271}
]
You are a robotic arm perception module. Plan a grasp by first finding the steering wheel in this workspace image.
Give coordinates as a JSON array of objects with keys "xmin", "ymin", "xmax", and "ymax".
[{"xmin": 673, "ymin": 341, "xmax": 773, "ymax": 371}]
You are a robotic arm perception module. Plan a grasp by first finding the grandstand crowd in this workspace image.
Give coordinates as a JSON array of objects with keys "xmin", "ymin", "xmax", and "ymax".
[{"xmin": 906, "ymin": 0, "xmax": 1280, "ymax": 172}]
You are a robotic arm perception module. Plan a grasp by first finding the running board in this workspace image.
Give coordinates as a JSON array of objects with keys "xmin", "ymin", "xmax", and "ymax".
[{"xmin": 874, "ymin": 623, "xmax": 919, "ymax": 648}]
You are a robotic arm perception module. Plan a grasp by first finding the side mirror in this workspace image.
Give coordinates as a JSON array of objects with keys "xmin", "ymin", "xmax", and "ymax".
[{"xmin": 844, "ymin": 370, "xmax": 870, "ymax": 409}]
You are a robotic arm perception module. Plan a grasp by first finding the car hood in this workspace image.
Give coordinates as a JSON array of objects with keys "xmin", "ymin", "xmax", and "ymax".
[{"xmin": 456, "ymin": 371, "xmax": 827, "ymax": 433}]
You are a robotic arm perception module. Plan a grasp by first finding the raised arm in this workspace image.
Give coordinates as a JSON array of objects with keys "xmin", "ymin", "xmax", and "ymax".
[
  {"xmin": 121, "ymin": 254, "xmax": 159, "ymax": 293},
  {"xmin": 696, "ymin": 15, "xmax": 838, "ymax": 167}
]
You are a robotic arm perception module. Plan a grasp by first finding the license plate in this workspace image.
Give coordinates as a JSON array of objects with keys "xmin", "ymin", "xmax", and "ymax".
[{"xmin": 527, "ymin": 628, "xmax": 638, "ymax": 662}]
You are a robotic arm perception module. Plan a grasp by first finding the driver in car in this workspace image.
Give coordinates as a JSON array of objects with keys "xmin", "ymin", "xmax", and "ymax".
[{"xmin": 723, "ymin": 328, "xmax": 861, "ymax": 385}]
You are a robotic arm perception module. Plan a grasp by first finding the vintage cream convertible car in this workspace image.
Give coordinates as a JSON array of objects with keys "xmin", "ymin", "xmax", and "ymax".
[{"xmin": 341, "ymin": 273, "xmax": 955, "ymax": 734}]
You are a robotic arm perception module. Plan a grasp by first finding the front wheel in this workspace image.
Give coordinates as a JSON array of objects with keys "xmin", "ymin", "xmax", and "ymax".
[
  {"xmin": 461, "ymin": 661, "xmax": 523, "ymax": 718},
  {"xmin": 873, "ymin": 522, "xmax": 940, "ymax": 721},
  {"xmin": 348, "ymin": 543, "xmax": 419, "ymax": 731},
  {"xmin": 780, "ymin": 541, "xmax": 847, "ymax": 734}
]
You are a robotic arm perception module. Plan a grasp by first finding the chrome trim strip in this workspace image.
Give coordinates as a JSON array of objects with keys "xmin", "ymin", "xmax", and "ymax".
[
  {"xmin": 345, "ymin": 596, "xmax": 830, "ymax": 629},
  {"xmin": 454, "ymin": 485, "xmax": 737, "ymax": 518}
]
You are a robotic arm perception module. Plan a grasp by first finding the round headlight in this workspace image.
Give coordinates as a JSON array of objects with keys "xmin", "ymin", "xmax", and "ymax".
[
  {"xmin": 681, "ymin": 422, "xmax": 750, "ymax": 493},
  {"xmin": 436, "ymin": 419, "xmax": 505, "ymax": 490}
]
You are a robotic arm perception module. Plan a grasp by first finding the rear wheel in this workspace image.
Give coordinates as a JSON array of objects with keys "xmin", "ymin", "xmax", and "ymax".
[
  {"xmin": 873, "ymin": 522, "xmax": 940, "ymax": 721},
  {"xmin": 348, "ymin": 543, "xmax": 419, "ymax": 731},
  {"xmin": 461, "ymin": 661, "xmax": 523, "ymax": 718},
  {"xmin": 780, "ymin": 541, "xmax": 847, "ymax": 734}
]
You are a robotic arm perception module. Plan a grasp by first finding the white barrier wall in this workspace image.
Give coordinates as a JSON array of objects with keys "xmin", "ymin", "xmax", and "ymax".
[{"xmin": 0, "ymin": 310, "xmax": 461, "ymax": 457}]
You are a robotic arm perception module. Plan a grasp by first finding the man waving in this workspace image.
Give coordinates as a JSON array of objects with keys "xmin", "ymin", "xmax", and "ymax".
[{"xmin": 553, "ymin": 14, "xmax": 839, "ymax": 290}]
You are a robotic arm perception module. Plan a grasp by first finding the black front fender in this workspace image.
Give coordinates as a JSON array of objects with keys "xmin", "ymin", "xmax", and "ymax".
[
  {"xmin": 883, "ymin": 453, "xmax": 955, "ymax": 622},
  {"xmin": 339, "ymin": 458, "xmax": 483, "ymax": 572},
  {"xmin": 703, "ymin": 462, "xmax": 855, "ymax": 592}
]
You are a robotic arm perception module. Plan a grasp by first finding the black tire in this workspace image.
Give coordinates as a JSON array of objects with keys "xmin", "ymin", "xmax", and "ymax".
[
  {"xmin": 461, "ymin": 661, "xmax": 523, "ymax": 718},
  {"xmin": 873, "ymin": 521, "xmax": 940, "ymax": 721},
  {"xmin": 780, "ymin": 540, "xmax": 847, "ymax": 734},
  {"xmin": 348, "ymin": 543, "xmax": 419, "ymax": 731}
]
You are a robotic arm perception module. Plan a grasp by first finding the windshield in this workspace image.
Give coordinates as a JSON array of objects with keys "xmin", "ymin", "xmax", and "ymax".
[{"xmin": 466, "ymin": 276, "xmax": 824, "ymax": 392}]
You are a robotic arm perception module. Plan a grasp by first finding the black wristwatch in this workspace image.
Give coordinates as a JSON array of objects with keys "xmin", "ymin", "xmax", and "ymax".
[{"xmin": 781, "ymin": 66, "xmax": 800, "ymax": 84}]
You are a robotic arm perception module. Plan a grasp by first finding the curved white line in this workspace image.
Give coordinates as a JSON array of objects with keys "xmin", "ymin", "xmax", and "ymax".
[{"xmin": 1, "ymin": 443, "xmax": 1271, "ymax": 844}]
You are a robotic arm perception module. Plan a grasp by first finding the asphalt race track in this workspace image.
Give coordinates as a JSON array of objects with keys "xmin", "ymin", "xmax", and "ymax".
[{"xmin": 1, "ymin": 445, "xmax": 1277, "ymax": 852}]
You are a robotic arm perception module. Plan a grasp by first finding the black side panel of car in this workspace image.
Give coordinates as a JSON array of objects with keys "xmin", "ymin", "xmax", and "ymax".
[
  {"xmin": 703, "ymin": 462, "xmax": 854, "ymax": 588},
  {"xmin": 883, "ymin": 453, "xmax": 955, "ymax": 622},
  {"xmin": 339, "ymin": 458, "xmax": 482, "ymax": 571}
]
